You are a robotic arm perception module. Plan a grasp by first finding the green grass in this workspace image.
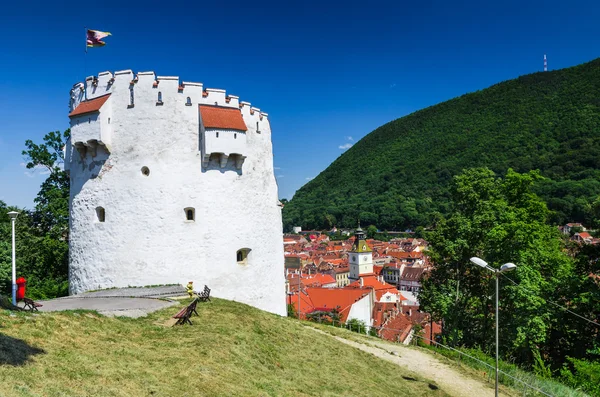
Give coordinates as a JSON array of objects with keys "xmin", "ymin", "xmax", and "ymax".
[{"xmin": 0, "ymin": 299, "xmax": 448, "ymax": 397}]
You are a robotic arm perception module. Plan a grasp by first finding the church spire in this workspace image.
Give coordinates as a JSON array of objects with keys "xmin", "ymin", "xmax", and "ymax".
[{"xmin": 352, "ymin": 224, "xmax": 371, "ymax": 253}]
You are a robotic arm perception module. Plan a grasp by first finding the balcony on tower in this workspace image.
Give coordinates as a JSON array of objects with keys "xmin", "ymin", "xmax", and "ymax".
[
  {"xmin": 199, "ymin": 105, "xmax": 248, "ymax": 169},
  {"xmin": 68, "ymin": 94, "xmax": 112, "ymax": 157}
]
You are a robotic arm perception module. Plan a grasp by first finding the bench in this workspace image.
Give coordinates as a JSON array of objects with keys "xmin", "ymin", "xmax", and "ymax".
[
  {"xmin": 172, "ymin": 298, "xmax": 199, "ymax": 326},
  {"xmin": 22, "ymin": 298, "xmax": 43, "ymax": 312},
  {"xmin": 198, "ymin": 285, "xmax": 211, "ymax": 302}
]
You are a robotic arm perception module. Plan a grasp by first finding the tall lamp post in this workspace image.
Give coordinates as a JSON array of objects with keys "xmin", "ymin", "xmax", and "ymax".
[
  {"xmin": 8, "ymin": 211, "xmax": 19, "ymax": 306},
  {"xmin": 470, "ymin": 257, "xmax": 516, "ymax": 397}
]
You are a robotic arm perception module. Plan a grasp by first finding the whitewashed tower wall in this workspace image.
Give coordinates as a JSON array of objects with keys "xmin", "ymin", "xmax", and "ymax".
[{"xmin": 65, "ymin": 70, "xmax": 286, "ymax": 316}]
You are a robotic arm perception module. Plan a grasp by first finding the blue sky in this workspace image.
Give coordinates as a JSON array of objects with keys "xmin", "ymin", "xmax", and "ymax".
[{"xmin": 0, "ymin": 0, "xmax": 599, "ymax": 208}]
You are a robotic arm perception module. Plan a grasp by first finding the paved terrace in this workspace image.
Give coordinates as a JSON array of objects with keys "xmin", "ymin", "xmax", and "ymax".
[{"xmin": 21, "ymin": 285, "xmax": 188, "ymax": 318}]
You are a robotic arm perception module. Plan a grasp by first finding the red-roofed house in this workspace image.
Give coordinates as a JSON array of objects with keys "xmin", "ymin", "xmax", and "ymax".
[
  {"xmin": 286, "ymin": 287, "xmax": 373, "ymax": 326},
  {"xmin": 572, "ymin": 232, "xmax": 596, "ymax": 244},
  {"xmin": 334, "ymin": 266, "xmax": 350, "ymax": 287},
  {"xmin": 399, "ymin": 267, "xmax": 426, "ymax": 294},
  {"xmin": 348, "ymin": 275, "xmax": 404, "ymax": 303}
]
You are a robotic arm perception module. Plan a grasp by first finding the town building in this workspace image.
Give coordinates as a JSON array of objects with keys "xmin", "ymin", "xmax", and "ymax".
[{"xmin": 349, "ymin": 227, "xmax": 374, "ymax": 281}]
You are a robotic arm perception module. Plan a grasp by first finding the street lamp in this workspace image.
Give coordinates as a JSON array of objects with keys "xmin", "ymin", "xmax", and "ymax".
[
  {"xmin": 470, "ymin": 256, "xmax": 516, "ymax": 397},
  {"xmin": 7, "ymin": 211, "xmax": 19, "ymax": 306}
]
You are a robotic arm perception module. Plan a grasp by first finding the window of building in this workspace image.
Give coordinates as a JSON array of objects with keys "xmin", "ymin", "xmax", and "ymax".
[
  {"xmin": 256, "ymin": 121, "xmax": 261, "ymax": 133},
  {"xmin": 95, "ymin": 207, "xmax": 105, "ymax": 223},
  {"xmin": 186, "ymin": 97, "xmax": 192, "ymax": 106},
  {"xmin": 234, "ymin": 133, "xmax": 237, "ymax": 139},
  {"xmin": 237, "ymin": 248, "xmax": 251, "ymax": 265},
  {"xmin": 141, "ymin": 166, "xmax": 150, "ymax": 176},
  {"xmin": 129, "ymin": 86, "xmax": 134, "ymax": 107},
  {"xmin": 184, "ymin": 207, "xmax": 195, "ymax": 221},
  {"xmin": 216, "ymin": 132, "xmax": 219, "ymax": 138},
  {"xmin": 157, "ymin": 91, "xmax": 163, "ymax": 105}
]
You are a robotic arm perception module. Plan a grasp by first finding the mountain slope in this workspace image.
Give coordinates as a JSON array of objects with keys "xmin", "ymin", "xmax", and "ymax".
[{"xmin": 284, "ymin": 58, "xmax": 600, "ymax": 231}]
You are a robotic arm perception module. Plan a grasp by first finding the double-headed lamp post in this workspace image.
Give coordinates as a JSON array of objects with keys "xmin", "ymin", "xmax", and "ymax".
[
  {"xmin": 8, "ymin": 211, "xmax": 19, "ymax": 306},
  {"xmin": 470, "ymin": 257, "xmax": 516, "ymax": 397}
]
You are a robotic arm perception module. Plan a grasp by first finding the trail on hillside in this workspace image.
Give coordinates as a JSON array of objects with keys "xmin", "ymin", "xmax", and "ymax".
[{"xmin": 308, "ymin": 327, "xmax": 511, "ymax": 397}]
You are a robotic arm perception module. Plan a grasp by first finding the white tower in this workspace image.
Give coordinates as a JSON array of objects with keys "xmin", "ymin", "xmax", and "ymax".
[
  {"xmin": 64, "ymin": 70, "xmax": 286, "ymax": 316},
  {"xmin": 348, "ymin": 227, "xmax": 374, "ymax": 281}
]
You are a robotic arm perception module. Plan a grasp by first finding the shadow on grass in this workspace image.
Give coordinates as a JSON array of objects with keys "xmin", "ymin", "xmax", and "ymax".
[{"xmin": 0, "ymin": 333, "xmax": 45, "ymax": 366}]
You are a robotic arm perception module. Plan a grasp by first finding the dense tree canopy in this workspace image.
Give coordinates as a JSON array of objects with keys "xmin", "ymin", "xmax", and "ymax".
[
  {"xmin": 283, "ymin": 58, "xmax": 600, "ymax": 231},
  {"xmin": 419, "ymin": 168, "xmax": 599, "ymax": 393}
]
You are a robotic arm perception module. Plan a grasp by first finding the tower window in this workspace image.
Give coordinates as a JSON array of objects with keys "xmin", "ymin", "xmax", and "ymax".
[
  {"xmin": 184, "ymin": 207, "xmax": 195, "ymax": 221},
  {"xmin": 256, "ymin": 121, "xmax": 261, "ymax": 133},
  {"xmin": 237, "ymin": 248, "xmax": 251, "ymax": 265},
  {"xmin": 216, "ymin": 132, "xmax": 219, "ymax": 138},
  {"xmin": 95, "ymin": 207, "xmax": 105, "ymax": 223},
  {"xmin": 157, "ymin": 91, "xmax": 163, "ymax": 104},
  {"xmin": 186, "ymin": 97, "xmax": 192, "ymax": 106},
  {"xmin": 141, "ymin": 166, "xmax": 150, "ymax": 176},
  {"xmin": 129, "ymin": 86, "xmax": 134, "ymax": 107},
  {"xmin": 234, "ymin": 133, "xmax": 237, "ymax": 139}
]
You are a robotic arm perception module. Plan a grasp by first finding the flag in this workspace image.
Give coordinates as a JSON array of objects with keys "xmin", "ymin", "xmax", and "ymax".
[{"xmin": 87, "ymin": 29, "xmax": 111, "ymax": 48}]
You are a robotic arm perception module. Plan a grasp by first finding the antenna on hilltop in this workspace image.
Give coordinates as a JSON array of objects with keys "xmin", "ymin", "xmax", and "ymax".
[{"xmin": 544, "ymin": 54, "xmax": 548, "ymax": 72}]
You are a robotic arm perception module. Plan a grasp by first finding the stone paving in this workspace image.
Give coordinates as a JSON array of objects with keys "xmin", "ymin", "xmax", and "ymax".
[
  {"xmin": 24, "ymin": 285, "xmax": 188, "ymax": 318},
  {"xmin": 72, "ymin": 285, "xmax": 187, "ymax": 299}
]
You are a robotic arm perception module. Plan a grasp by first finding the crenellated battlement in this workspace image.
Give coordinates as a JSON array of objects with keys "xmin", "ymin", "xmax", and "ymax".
[
  {"xmin": 68, "ymin": 69, "xmax": 274, "ymax": 175},
  {"xmin": 70, "ymin": 70, "xmax": 270, "ymax": 121}
]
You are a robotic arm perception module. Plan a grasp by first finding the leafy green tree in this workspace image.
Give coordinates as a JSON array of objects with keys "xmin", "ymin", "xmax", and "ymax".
[
  {"xmin": 22, "ymin": 129, "xmax": 70, "ymax": 236},
  {"xmin": 366, "ymin": 225, "xmax": 378, "ymax": 239},
  {"xmin": 419, "ymin": 168, "xmax": 573, "ymax": 365}
]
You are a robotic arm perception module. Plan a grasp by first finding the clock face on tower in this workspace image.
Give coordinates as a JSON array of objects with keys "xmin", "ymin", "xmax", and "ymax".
[
  {"xmin": 362, "ymin": 245, "xmax": 366, "ymax": 251},
  {"xmin": 363, "ymin": 256, "xmax": 366, "ymax": 262}
]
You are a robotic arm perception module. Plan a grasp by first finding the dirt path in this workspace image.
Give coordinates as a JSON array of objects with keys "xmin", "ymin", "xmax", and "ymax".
[{"xmin": 309, "ymin": 327, "xmax": 509, "ymax": 397}]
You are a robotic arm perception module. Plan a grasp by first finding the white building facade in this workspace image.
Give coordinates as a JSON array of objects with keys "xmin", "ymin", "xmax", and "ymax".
[{"xmin": 65, "ymin": 70, "xmax": 286, "ymax": 316}]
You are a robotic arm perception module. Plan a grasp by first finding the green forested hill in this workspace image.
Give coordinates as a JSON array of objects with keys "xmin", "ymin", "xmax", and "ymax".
[{"xmin": 283, "ymin": 58, "xmax": 600, "ymax": 231}]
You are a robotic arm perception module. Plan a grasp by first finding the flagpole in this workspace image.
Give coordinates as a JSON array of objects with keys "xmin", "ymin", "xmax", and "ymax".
[{"xmin": 84, "ymin": 26, "xmax": 88, "ymax": 100}]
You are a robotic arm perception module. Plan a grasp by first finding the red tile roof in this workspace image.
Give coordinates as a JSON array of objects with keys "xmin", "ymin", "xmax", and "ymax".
[
  {"xmin": 379, "ymin": 313, "xmax": 413, "ymax": 343},
  {"xmin": 287, "ymin": 287, "xmax": 371, "ymax": 322},
  {"xmin": 348, "ymin": 275, "xmax": 402, "ymax": 301},
  {"xmin": 199, "ymin": 105, "xmax": 247, "ymax": 131},
  {"xmin": 69, "ymin": 94, "xmax": 111, "ymax": 117}
]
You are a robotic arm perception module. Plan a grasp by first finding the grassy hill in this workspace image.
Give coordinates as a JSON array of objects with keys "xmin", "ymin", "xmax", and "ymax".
[
  {"xmin": 283, "ymin": 58, "xmax": 600, "ymax": 231},
  {"xmin": 0, "ymin": 298, "xmax": 447, "ymax": 397}
]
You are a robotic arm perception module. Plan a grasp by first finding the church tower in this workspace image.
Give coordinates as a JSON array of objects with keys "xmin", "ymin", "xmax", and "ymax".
[{"xmin": 349, "ymin": 226, "xmax": 373, "ymax": 281}]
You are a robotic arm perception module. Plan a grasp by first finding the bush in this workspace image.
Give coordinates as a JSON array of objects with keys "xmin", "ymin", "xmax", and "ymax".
[{"xmin": 560, "ymin": 357, "xmax": 600, "ymax": 396}]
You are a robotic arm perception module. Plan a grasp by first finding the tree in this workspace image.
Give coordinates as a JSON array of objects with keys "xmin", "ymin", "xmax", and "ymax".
[
  {"xmin": 419, "ymin": 168, "xmax": 573, "ymax": 365},
  {"xmin": 3, "ymin": 129, "xmax": 72, "ymax": 298},
  {"xmin": 22, "ymin": 129, "xmax": 70, "ymax": 237},
  {"xmin": 366, "ymin": 225, "xmax": 378, "ymax": 239}
]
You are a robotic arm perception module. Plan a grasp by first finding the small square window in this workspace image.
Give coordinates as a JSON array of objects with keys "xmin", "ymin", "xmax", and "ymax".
[{"xmin": 237, "ymin": 248, "xmax": 251, "ymax": 265}]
